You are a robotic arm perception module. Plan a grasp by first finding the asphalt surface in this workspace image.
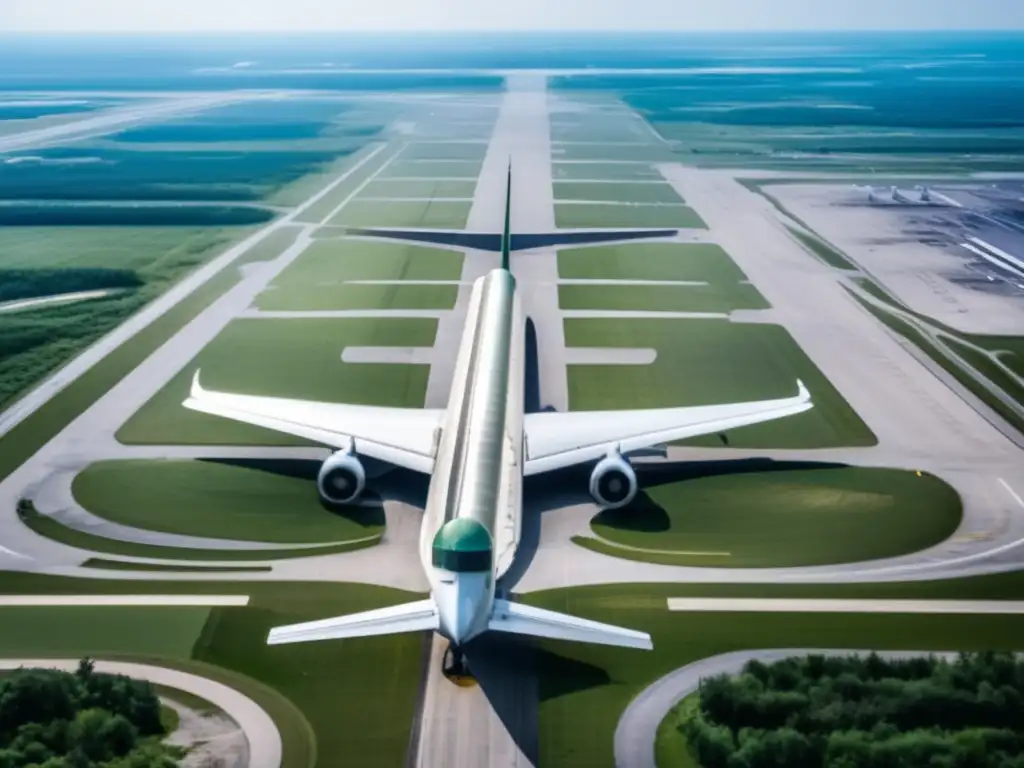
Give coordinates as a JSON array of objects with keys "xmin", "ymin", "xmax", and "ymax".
[
  {"xmin": 0, "ymin": 659, "xmax": 281, "ymax": 768},
  {"xmin": 414, "ymin": 79, "xmax": 547, "ymax": 768}
]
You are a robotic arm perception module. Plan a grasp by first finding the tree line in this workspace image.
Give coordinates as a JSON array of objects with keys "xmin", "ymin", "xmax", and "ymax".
[
  {"xmin": 0, "ymin": 659, "xmax": 178, "ymax": 768},
  {"xmin": 0, "ymin": 268, "xmax": 142, "ymax": 305},
  {"xmin": 682, "ymin": 652, "xmax": 1024, "ymax": 768}
]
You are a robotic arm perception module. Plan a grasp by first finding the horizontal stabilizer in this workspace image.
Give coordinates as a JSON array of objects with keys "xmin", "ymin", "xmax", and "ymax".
[
  {"xmin": 488, "ymin": 599, "xmax": 652, "ymax": 650},
  {"xmin": 267, "ymin": 599, "xmax": 438, "ymax": 645}
]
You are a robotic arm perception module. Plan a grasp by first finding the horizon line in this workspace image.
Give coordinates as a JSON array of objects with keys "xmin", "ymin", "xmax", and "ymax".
[{"xmin": 1, "ymin": 28, "xmax": 1022, "ymax": 35}]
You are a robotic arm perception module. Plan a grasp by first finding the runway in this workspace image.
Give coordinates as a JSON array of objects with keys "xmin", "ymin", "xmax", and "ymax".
[{"xmin": 1, "ymin": 71, "xmax": 1023, "ymax": 768}]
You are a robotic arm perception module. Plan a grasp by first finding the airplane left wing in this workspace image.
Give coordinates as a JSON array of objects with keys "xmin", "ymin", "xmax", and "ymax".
[
  {"xmin": 183, "ymin": 371, "xmax": 443, "ymax": 474},
  {"xmin": 523, "ymin": 381, "xmax": 812, "ymax": 475},
  {"xmin": 268, "ymin": 600, "xmax": 439, "ymax": 645}
]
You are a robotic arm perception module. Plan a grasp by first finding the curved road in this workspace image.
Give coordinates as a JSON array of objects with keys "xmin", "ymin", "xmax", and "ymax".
[
  {"xmin": 614, "ymin": 648, "xmax": 959, "ymax": 768},
  {"xmin": 0, "ymin": 658, "xmax": 283, "ymax": 768}
]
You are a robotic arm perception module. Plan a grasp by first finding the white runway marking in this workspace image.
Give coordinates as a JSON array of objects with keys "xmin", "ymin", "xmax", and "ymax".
[
  {"xmin": 0, "ymin": 290, "xmax": 116, "ymax": 314},
  {"xmin": 999, "ymin": 477, "xmax": 1024, "ymax": 509},
  {"xmin": 0, "ymin": 595, "xmax": 250, "ymax": 606},
  {"xmin": 667, "ymin": 598, "xmax": 1024, "ymax": 614}
]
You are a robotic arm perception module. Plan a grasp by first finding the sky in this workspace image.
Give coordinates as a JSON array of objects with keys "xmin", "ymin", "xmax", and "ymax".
[{"xmin": 2, "ymin": 0, "xmax": 1023, "ymax": 32}]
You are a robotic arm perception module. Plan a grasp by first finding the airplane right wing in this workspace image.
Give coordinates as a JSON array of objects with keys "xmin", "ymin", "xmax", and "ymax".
[
  {"xmin": 523, "ymin": 381, "xmax": 812, "ymax": 475},
  {"xmin": 183, "ymin": 371, "xmax": 443, "ymax": 474},
  {"xmin": 488, "ymin": 599, "xmax": 652, "ymax": 650}
]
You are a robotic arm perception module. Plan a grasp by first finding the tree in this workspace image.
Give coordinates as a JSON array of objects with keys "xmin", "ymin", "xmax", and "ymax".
[{"xmin": 687, "ymin": 653, "xmax": 1024, "ymax": 768}]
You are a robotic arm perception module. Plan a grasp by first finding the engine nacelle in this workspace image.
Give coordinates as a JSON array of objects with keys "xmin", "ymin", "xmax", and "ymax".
[
  {"xmin": 589, "ymin": 451, "xmax": 638, "ymax": 509},
  {"xmin": 317, "ymin": 448, "xmax": 366, "ymax": 505}
]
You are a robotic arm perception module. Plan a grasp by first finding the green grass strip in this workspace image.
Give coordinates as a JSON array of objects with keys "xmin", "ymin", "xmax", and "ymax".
[
  {"xmin": 786, "ymin": 226, "xmax": 858, "ymax": 271},
  {"xmin": 850, "ymin": 292, "xmax": 1024, "ymax": 435},
  {"xmin": 18, "ymin": 499, "xmax": 381, "ymax": 562}
]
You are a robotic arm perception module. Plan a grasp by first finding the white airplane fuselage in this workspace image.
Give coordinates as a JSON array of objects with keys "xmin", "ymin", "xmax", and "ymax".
[{"xmin": 418, "ymin": 267, "xmax": 524, "ymax": 647}]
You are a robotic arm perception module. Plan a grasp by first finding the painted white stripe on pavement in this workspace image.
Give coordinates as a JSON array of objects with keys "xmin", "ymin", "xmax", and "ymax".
[
  {"xmin": 1000, "ymin": 477, "xmax": 1024, "ymax": 509},
  {"xmin": 0, "ymin": 595, "xmax": 250, "ymax": 606},
  {"xmin": 667, "ymin": 598, "xmax": 1024, "ymax": 614}
]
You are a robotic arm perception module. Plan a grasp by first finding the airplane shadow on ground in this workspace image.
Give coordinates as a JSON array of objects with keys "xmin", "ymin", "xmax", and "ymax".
[
  {"xmin": 199, "ymin": 456, "xmax": 391, "ymax": 529},
  {"xmin": 463, "ymin": 632, "xmax": 541, "ymax": 765},
  {"xmin": 460, "ymin": 634, "xmax": 609, "ymax": 766},
  {"xmin": 504, "ymin": 457, "xmax": 850, "ymax": 590}
]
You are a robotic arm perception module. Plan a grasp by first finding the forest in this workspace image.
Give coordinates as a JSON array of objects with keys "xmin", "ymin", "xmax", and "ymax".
[
  {"xmin": 682, "ymin": 652, "xmax": 1024, "ymax": 768},
  {"xmin": 0, "ymin": 229, "xmax": 234, "ymax": 408},
  {"xmin": 0, "ymin": 659, "xmax": 178, "ymax": 767},
  {"xmin": 0, "ymin": 268, "xmax": 142, "ymax": 304},
  {"xmin": 0, "ymin": 147, "xmax": 344, "ymax": 202},
  {"xmin": 0, "ymin": 204, "xmax": 274, "ymax": 228}
]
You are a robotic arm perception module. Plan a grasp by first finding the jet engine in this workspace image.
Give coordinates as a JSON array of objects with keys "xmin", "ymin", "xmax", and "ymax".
[
  {"xmin": 317, "ymin": 447, "xmax": 366, "ymax": 505},
  {"xmin": 589, "ymin": 450, "xmax": 638, "ymax": 509}
]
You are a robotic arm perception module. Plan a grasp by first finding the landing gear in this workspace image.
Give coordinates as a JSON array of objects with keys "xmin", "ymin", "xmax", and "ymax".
[{"xmin": 442, "ymin": 642, "xmax": 476, "ymax": 687}]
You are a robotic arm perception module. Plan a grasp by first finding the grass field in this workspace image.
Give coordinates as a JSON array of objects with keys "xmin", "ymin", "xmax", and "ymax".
[
  {"xmin": 527, "ymin": 583, "xmax": 1024, "ymax": 768},
  {"xmin": 656, "ymin": 694, "xmax": 699, "ymax": 768},
  {"xmin": 553, "ymin": 144, "xmax": 674, "ymax": 162},
  {"xmin": 399, "ymin": 142, "xmax": 488, "ymax": 161},
  {"xmin": 555, "ymin": 203, "xmax": 706, "ymax": 229},
  {"xmin": 565, "ymin": 318, "xmax": 876, "ymax": 448},
  {"xmin": 0, "ymin": 576, "xmax": 425, "ymax": 768},
  {"xmin": 358, "ymin": 178, "xmax": 477, "ymax": 198},
  {"xmin": 19, "ymin": 500, "xmax": 379, "ymax": 561},
  {"xmin": 0, "ymin": 228, "xmax": 235, "ymax": 271},
  {"xmin": 552, "ymin": 162, "xmax": 662, "ymax": 180},
  {"xmin": 550, "ymin": 127, "xmax": 654, "ymax": 143},
  {"xmin": 0, "ymin": 226, "xmax": 306, "ymax": 480},
  {"xmin": 0, "ymin": 606, "xmax": 211, "ymax": 657},
  {"xmin": 73, "ymin": 459, "xmax": 385, "ymax": 544},
  {"xmin": 557, "ymin": 243, "xmax": 750, "ymax": 284},
  {"xmin": 292, "ymin": 143, "xmax": 397, "ymax": 225},
  {"xmin": 328, "ymin": 199, "xmax": 471, "ymax": 228},
  {"xmin": 559, "ymin": 283, "xmax": 769, "ymax": 312},
  {"xmin": 787, "ymin": 226, "xmax": 859, "ymax": 271},
  {"xmin": 584, "ymin": 467, "xmax": 961, "ymax": 567},
  {"xmin": 553, "ymin": 182, "xmax": 684, "ymax": 203},
  {"xmin": 118, "ymin": 317, "xmax": 435, "ymax": 445},
  {"xmin": 378, "ymin": 160, "xmax": 481, "ymax": 179},
  {"xmin": 257, "ymin": 238, "xmax": 462, "ymax": 311}
]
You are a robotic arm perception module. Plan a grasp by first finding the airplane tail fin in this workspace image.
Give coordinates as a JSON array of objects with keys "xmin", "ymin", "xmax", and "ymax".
[
  {"xmin": 501, "ymin": 161, "xmax": 512, "ymax": 271},
  {"xmin": 267, "ymin": 599, "xmax": 438, "ymax": 645},
  {"xmin": 488, "ymin": 599, "xmax": 652, "ymax": 650}
]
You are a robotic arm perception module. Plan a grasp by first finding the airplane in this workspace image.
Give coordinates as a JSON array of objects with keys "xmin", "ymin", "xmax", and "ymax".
[{"xmin": 183, "ymin": 164, "xmax": 814, "ymax": 667}]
